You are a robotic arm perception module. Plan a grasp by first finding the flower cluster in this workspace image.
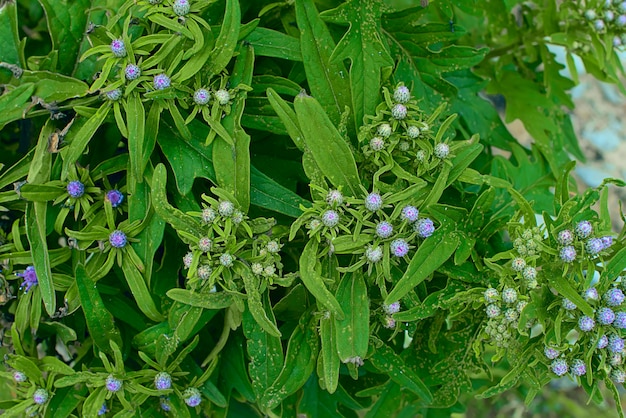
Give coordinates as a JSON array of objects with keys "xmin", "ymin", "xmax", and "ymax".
[
  {"xmin": 482, "ymin": 287, "xmax": 528, "ymax": 348},
  {"xmin": 576, "ymin": 0, "xmax": 626, "ymax": 46}
]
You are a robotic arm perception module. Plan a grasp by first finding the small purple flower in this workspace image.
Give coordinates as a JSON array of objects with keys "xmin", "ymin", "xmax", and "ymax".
[
  {"xmin": 585, "ymin": 238, "xmax": 604, "ymax": 256},
  {"xmin": 67, "ymin": 180, "xmax": 85, "ymax": 198},
  {"xmin": 605, "ymin": 288, "xmax": 625, "ymax": 307},
  {"xmin": 98, "ymin": 403, "xmax": 108, "ymax": 416},
  {"xmin": 153, "ymin": 73, "xmax": 171, "ymax": 90},
  {"xmin": 414, "ymin": 218, "xmax": 435, "ymax": 238},
  {"xmin": 575, "ymin": 221, "xmax": 593, "ymax": 239},
  {"xmin": 600, "ymin": 236, "xmax": 614, "ymax": 250},
  {"xmin": 376, "ymin": 221, "xmax": 394, "ymax": 239},
  {"xmin": 183, "ymin": 387, "xmax": 202, "ymax": 407},
  {"xmin": 598, "ymin": 334, "xmax": 609, "ymax": 349},
  {"xmin": 326, "ymin": 190, "xmax": 343, "ymax": 207},
  {"xmin": 511, "ymin": 257, "xmax": 526, "ymax": 272},
  {"xmin": 109, "ymin": 230, "xmax": 127, "ymax": 248},
  {"xmin": 401, "ymin": 205, "xmax": 419, "ymax": 222},
  {"xmin": 390, "ymin": 239, "xmax": 409, "ymax": 257},
  {"xmin": 522, "ymin": 266, "xmax": 537, "ymax": 281},
  {"xmin": 611, "ymin": 369, "xmax": 626, "ymax": 383},
  {"xmin": 154, "ymin": 372, "xmax": 172, "ymax": 390},
  {"xmin": 110, "ymin": 39, "xmax": 126, "ymax": 57},
  {"xmin": 544, "ymin": 346, "xmax": 559, "ymax": 360},
  {"xmin": 33, "ymin": 388, "xmax": 49, "ymax": 405},
  {"xmin": 193, "ymin": 88, "xmax": 211, "ymax": 105},
  {"xmin": 124, "ymin": 64, "xmax": 141, "ymax": 81},
  {"xmin": 434, "ymin": 143, "xmax": 449, "ymax": 159},
  {"xmin": 17, "ymin": 266, "xmax": 38, "ymax": 292},
  {"xmin": 502, "ymin": 288, "xmax": 517, "ymax": 304},
  {"xmin": 183, "ymin": 252, "xmax": 193, "ymax": 268},
  {"xmin": 198, "ymin": 237, "xmax": 212, "ymax": 253},
  {"xmin": 105, "ymin": 88, "xmax": 122, "ymax": 101},
  {"xmin": 557, "ymin": 229, "xmax": 574, "ymax": 246},
  {"xmin": 618, "ymin": 14, "xmax": 626, "ymax": 26},
  {"xmin": 197, "ymin": 264, "xmax": 212, "ymax": 280},
  {"xmin": 551, "ymin": 359, "xmax": 568, "ymax": 376},
  {"xmin": 173, "ymin": 0, "xmax": 190, "ymax": 16},
  {"xmin": 365, "ymin": 246, "xmax": 383, "ymax": 263},
  {"xmin": 615, "ymin": 312, "xmax": 626, "ymax": 329},
  {"xmin": 160, "ymin": 397, "xmax": 171, "ymax": 411},
  {"xmin": 106, "ymin": 375, "xmax": 123, "ymax": 392},
  {"xmin": 598, "ymin": 307, "xmax": 616, "ymax": 325},
  {"xmin": 214, "ymin": 89, "xmax": 231, "ymax": 105},
  {"xmin": 377, "ymin": 123, "xmax": 392, "ymax": 138},
  {"xmin": 393, "ymin": 85, "xmax": 411, "ymax": 103},
  {"xmin": 608, "ymin": 334, "xmax": 624, "ymax": 353},
  {"xmin": 369, "ymin": 136, "xmax": 385, "ymax": 152},
  {"xmin": 321, "ymin": 210, "xmax": 340, "ymax": 228},
  {"xmin": 485, "ymin": 304, "xmax": 500, "ymax": 318},
  {"xmin": 584, "ymin": 287, "xmax": 599, "ymax": 301},
  {"xmin": 559, "ymin": 246, "xmax": 576, "ymax": 263},
  {"xmin": 219, "ymin": 253, "xmax": 233, "ymax": 267},
  {"xmin": 13, "ymin": 371, "xmax": 27, "ymax": 382},
  {"xmin": 218, "ymin": 200, "xmax": 234, "ymax": 217},
  {"xmin": 578, "ymin": 315, "xmax": 595, "ymax": 332},
  {"xmin": 383, "ymin": 301, "xmax": 401, "ymax": 314},
  {"xmin": 570, "ymin": 359, "xmax": 586, "ymax": 376},
  {"xmin": 201, "ymin": 208, "xmax": 216, "ymax": 223},
  {"xmin": 562, "ymin": 298, "xmax": 576, "ymax": 311},
  {"xmin": 106, "ymin": 189, "xmax": 124, "ymax": 207},
  {"xmin": 383, "ymin": 316, "xmax": 396, "ymax": 329},
  {"xmin": 594, "ymin": 19, "xmax": 606, "ymax": 31},
  {"xmin": 484, "ymin": 288, "xmax": 499, "ymax": 303},
  {"xmin": 364, "ymin": 193, "xmax": 383, "ymax": 212},
  {"xmin": 391, "ymin": 104, "xmax": 407, "ymax": 120}
]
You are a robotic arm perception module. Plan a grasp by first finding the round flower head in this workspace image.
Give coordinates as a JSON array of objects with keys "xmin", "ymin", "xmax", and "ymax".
[
  {"xmin": 13, "ymin": 371, "xmax": 26, "ymax": 383},
  {"xmin": 110, "ymin": 38, "xmax": 126, "ymax": 57},
  {"xmin": 383, "ymin": 316, "xmax": 396, "ymax": 329},
  {"xmin": 605, "ymin": 288, "xmax": 625, "ymax": 307},
  {"xmin": 369, "ymin": 136, "xmax": 385, "ymax": 152},
  {"xmin": 219, "ymin": 253, "xmax": 233, "ymax": 267},
  {"xmin": 173, "ymin": 0, "xmax": 190, "ymax": 16},
  {"xmin": 105, "ymin": 88, "xmax": 122, "ymax": 101},
  {"xmin": 615, "ymin": 36, "xmax": 623, "ymax": 47},
  {"xmin": 598, "ymin": 334, "xmax": 609, "ymax": 349},
  {"xmin": 407, "ymin": 125, "xmax": 420, "ymax": 139},
  {"xmin": 611, "ymin": 369, "xmax": 626, "ymax": 384},
  {"xmin": 106, "ymin": 375, "xmax": 123, "ymax": 392},
  {"xmin": 570, "ymin": 359, "xmax": 587, "ymax": 377},
  {"xmin": 218, "ymin": 200, "xmax": 235, "ymax": 217},
  {"xmin": 544, "ymin": 346, "xmax": 559, "ymax": 360},
  {"xmin": 522, "ymin": 266, "xmax": 537, "ymax": 282},
  {"xmin": 600, "ymin": 236, "xmax": 614, "ymax": 250},
  {"xmin": 605, "ymin": 10, "xmax": 615, "ymax": 21},
  {"xmin": 484, "ymin": 288, "xmax": 499, "ymax": 303},
  {"xmin": 434, "ymin": 143, "xmax": 449, "ymax": 159},
  {"xmin": 393, "ymin": 85, "xmax": 411, "ymax": 103},
  {"xmin": 398, "ymin": 141, "xmax": 410, "ymax": 151},
  {"xmin": 197, "ymin": 264, "xmax": 212, "ymax": 280},
  {"xmin": 364, "ymin": 193, "xmax": 383, "ymax": 212},
  {"xmin": 502, "ymin": 288, "xmax": 517, "ymax": 304},
  {"xmin": 214, "ymin": 89, "xmax": 231, "ymax": 105},
  {"xmin": 415, "ymin": 149, "xmax": 426, "ymax": 163},
  {"xmin": 365, "ymin": 246, "xmax": 383, "ymax": 263},
  {"xmin": 377, "ymin": 123, "xmax": 392, "ymax": 138},
  {"xmin": 267, "ymin": 240, "xmax": 281, "ymax": 254},
  {"xmin": 383, "ymin": 301, "xmax": 401, "ymax": 314},
  {"xmin": 621, "ymin": 2, "xmax": 626, "ymax": 12},
  {"xmin": 251, "ymin": 263, "xmax": 263, "ymax": 275},
  {"xmin": 197, "ymin": 237, "xmax": 212, "ymax": 253},
  {"xmin": 575, "ymin": 221, "xmax": 593, "ymax": 239},
  {"xmin": 201, "ymin": 208, "xmax": 217, "ymax": 223},
  {"xmin": 106, "ymin": 189, "xmax": 124, "ymax": 207},
  {"xmin": 594, "ymin": 19, "xmax": 606, "ymax": 31},
  {"xmin": 326, "ymin": 190, "xmax": 343, "ymax": 207},
  {"xmin": 160, "ymin": 397, "xmax": 171, "ymax": 412},
  {"xmin": 390, "ymin": 239, "xmax": 410, "ymax": 257},
  {"xmin": 585, "ymin": 9, "xmax": 597, "ymax": 20},
  {"xmin": 154, "ymin": 372, "xmax": 172, "ymax": 390},
  {"xmin": 376, "ymin": 221, "xmax": 394, "ymax": 239},
  {"xmin": 414, "ymin": 218, "xmax": 435, "ymax": 238},
  {"xmin": 391, "ymin": 103, "xmax": 407, "ymax": 120},
  {"xmin": 615, "ymin": 312, "xmax": 626, "ymax": 329},
  {"xmin": 321, "ymin": 210, "xmax": 340, "ymax": 228},
  {"xmin": 124, "ymin": 64, "xmax": 141, "ymax": 81},
  {"xmin": 33, "ymin": 388, "xmax": 49, "ymax": 405},
  {"xmin": 17, "ymin": 266, "xmax": 38, "ymax": 292},
  {"xmin": 562, "ymin": 298, "xmax": 576, "ymax": 311},
  {"xmin": 153, "ymin": 73, "xmax": 171, "ymax": 90},
  {"xmin": 109, "ymin": 230, "xmax": 127, "ymax": 248},
  {"xmin": 584, "ymin": 287, "xmax": 599, "ymax": 301},
  {"xmin": 67, "ymin": 180, "xmax": 85, "ymax": 198},
  {"xmin": 608, "ymin": 334, "xmax": 625, "ymax": 353},
  {"xmin": 308, "ymin": 219, "xmax": 322, "ymax": 230},
  {"xmin": 183, "ymin": 387, "xmax": 202, "ymax": 407},
  {"xmin": 598, "ymin": 307, "xmax": 616, "ymax": 325},
  {"xmin": 504, "ymin": 308, "xmax": 519, "ymax": 322},
  {"xmin": 611, "ymin": 353, "xmax": 624, "ymax": 366},
  {"xmin": 585, "ymin": 238, "xmax": 604, "ymax": 256},
  {"xmin": 618, "ymin": 14, "xmax": 626, "ymax": 26},
  {"xmin": 557, "ymin": 229, "xmax": 574, "ymax": 246},
  {"xmin": 511, "ymin": 257, "xmax": 526, "ymax": 272},
  {"xmin": 401, "ymin": 205, "xmax": 419, "ymax": 222},
  {"xmin": 263, "ymin": 265, "xmax": 276, "ymax": 277},
  {"xmin": 559, "ymin": 246, "xmax": 576, "ymax": 263},
  {"xmin": 486, "ymin": 304, "xmax": 500, "ymax": 318},
  {"xmin": 578, "ymin": 315, "xmax": 595, "ymax": 332},
  {"xmin": 233, "ymin": 210, "xmax": 244, "ymax": 224},
  {"xmin": 515, "ymin": 300, "xmax": 527, "ymax": 313},
  {"xmin": 551, "ymin": 359, "xmax": 568, "ymax": 376},
  {"xmin": 183, "ymin": 252, "xmax": 193, "ymax": 268},
  {"xmin": 193, "ymin": 88, "xmax": 211, "ymax": 105}
]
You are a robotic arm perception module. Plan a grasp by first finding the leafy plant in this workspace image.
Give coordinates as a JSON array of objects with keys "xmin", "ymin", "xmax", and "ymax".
[{"xmin": 0, "ymin": 0, "xmax": 625, "ymax": 417}]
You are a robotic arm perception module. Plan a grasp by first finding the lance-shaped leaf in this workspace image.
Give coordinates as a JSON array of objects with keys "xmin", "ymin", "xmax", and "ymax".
[
  {"xmin": 125, "ymin": 94, "xmax": 145, "ymax": 183},
  {"xmin": 334, "ymin": 272, "xmax": 369, "ymax": 363},
  {"xmin": 299, "ymin": 240, "xmax": 344, "ymax": 319},
  {"xmin": 321, "ymin": 0, "xmax": 393, "ymax": 125},
  {"xmin": 318, "ymin": 316, "xmax": 340, "ymax": 394},
  {"xmin": 240, "ymin": 267, "xmax": 281, "ymax": 337}
]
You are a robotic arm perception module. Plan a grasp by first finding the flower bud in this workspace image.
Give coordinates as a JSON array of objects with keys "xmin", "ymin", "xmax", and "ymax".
[
  {"xmin": 173, "ymin": 0, "xmax": 190, "ymax": 16},
  {"xmin": 391, "ymin": 104, "xmax": 407, "ymax": 120},
  {"xmin": 434, "ymin": 143, "xmax": 449, "ymax": 159},
  {"xmin": 570, "ymin": 359, "xmax": 586, "ymax": 376},
  {"xmin": 109, "ymin": 230, "xmax": 127, "ymax": 248},
  {"xmin": 106, "ymin": 375, "xmax": 123, "ymax": 392},
  {"xmin": 401, "ymin": 205, "xmax": 419, "ymax": 222},
  {"xmin": 364, "ymin": 193, "xmax": 383, "ymax": 212},
  {"xmin": 106, "ymin": 189, "xmax": 124, "ymax": 207},
  {"xmin": 153, "ymin": 73, "xmax": 171, "ymax": 90},
  {"xmin": 544, "ymin": 346, "xmax": 559, "ymax": 359},
  {"xmin": 154, "ymin": 372, "xmax": 172, "ymax": 390},
  {"xmin": 124, "ymin": 64, "xmax": 141, "ymax": 81},
  {"xmin": 484, "ymin": 288, "xmax": 499, "ymax": 303},
  {"xmin": 575, "ymin": 221, "xmax": 593, "ymax": 239},
  {"xmin": 67, "ymin": 180, "xmax": 85, "ymax": 198},
  {"xmin": 393, "ymin": 85, "xmax": 411, "ymax": 103},
  {"xmin": 414, "ymin": 218, "xmax": 435, "ymax": 238},
  {"xmin": 557, "ymin": 229, "xmax": 574, "ymax": 246},
  {"xmin": 110, "ymin": 39, "xmax": 126, "ymax": 57},
  {"xmin": 194, "ymin": 88, "xmax": 211, "ymax": 105},
  {"xmin": 321, "ymin": 210, "xmax": 340, "ymax": 227},
  {"xmin": 365, "ymin": 246, "xmax": 383, "ymax": 263},
  {"xmin": 407, "ymin": 125, "xmax": 420, "ymax": 138},
  {"xmin": 219, "ymin": 253, "xmax": 233, "ymax": 267},
  {"xmin": 183, "ymin": 387, "xmax": 202, "ymax": 407},
  {"xmin": 369, "ymin": 136, "xmax": 385, "ymax": 151},
  {"xmin": 326, "ymin": 189, "xmax": 344, "ymax": 207},
  {"xmin": 33, "ymin": 388, "xmax": 49, "ymax": 405},
  {"xmin": 377, "ymin": 123, "xmax": 392, "ymax": 138},
  {"xmin": 214, "ymin": 89, "xmax": 231, "ymax": 105},
  {"xmin": 390, "ymin": 239, "xmax": 409, "ymax": 257},
  {"xmin": 502, "ymin": 288, "xmax": 517, "ymax": 304},
  {"xmin": 598, "ymin": 307, "xmax": 616, "ymax": 325},
  {"xmin": 375, "ymin": 221, "xmax": 394, "ymax": 239},
  {"xmin": 559, "ymin": 246, "xmax": 576, "ymax": 263}
]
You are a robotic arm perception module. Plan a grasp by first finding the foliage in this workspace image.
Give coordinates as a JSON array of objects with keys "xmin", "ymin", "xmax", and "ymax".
[{"xmin": 0, "ymin": 0, "xmax": 625, "ymax": 416}]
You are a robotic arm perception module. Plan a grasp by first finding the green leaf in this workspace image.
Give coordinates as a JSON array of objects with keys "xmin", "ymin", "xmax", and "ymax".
[
  {"xmin": 240, "ymin": 268, "xmax": 281, "ymax": 337},
  {"xmin": 245, "ymin": 28, "xmax": 301, "ymax": 61},
  {"xmin": 266, "ymin": 87, "xmax": 304, "ymax": 151},
  {"xmin": 320, "ymin": 0, "xmax": 393, "ymax": 125},
  {"xmin": 125, "ymin": 94, "xmax": 145, "ymax": 183},
  {"xmin": 318, "ymin": 316, "xmax": 340, "ymax": 394},
  {"xmin": 334, "ymin": 272, "xmax": 369, "ymax": 363},
  {"xmin": 120, "ymin": 249, "xmax": 164, "ymax": 322},
  {"xmin": 25, "ymin": 203, "xmax": 56, "ymax": 316},
  {"xmin": 250, "ymin": 166, "xmax": 310, "ymax": 217},
  {"xmin": 294, "ymin": 94, "xmax": 361, "ymax": 196},
  {"xmin": 547, "ymin": 274, "xmax": 593, "ymax": 317},
  {"xmin": 19, "ymin": 71, "xmax": 89, "ymax": 102},
  {"xmin": 75, "ymin": 263, "xmax": 122, "ymax": 354},
  {"xmin": 299, "ymin": 240, "xmax": 345, "ymax": 319},
  {"xmin": 0, "ymin": 1, "xmax": 22, "ymax": 73},
  {"xmin": 0, "ymin": 83, "xmax": 35, "ymax": 129},
  {"xmin": 166, "ymin": 288, "xmax": 233, "ymax": 309},
  {"xmin": 202, "ymin": 0, "xmax": 240, "ymax": 79},
  {"xmin": 19, "ymin": 184, "xmax": 64, "ymax": 201}
]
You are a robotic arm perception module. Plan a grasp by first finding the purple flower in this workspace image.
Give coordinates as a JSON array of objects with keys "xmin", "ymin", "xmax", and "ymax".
[
  {"xmin": 154, "ymin": 372, "xmax": 172, "ymax": 390},
  {"xmin": 600, "ymin": 236, "xmax": 614, "ymax": 250},
  {"xmin": 17, "ymin": 266, "xmax": 38, "ymax": 292},
  {"xmin": 193, "ymin": 88, "xmax": 210, "ymax": 105},
  {"xmin": 557, "ymin": 229, "xmax": 574, "ymax": 246},
  {"xmin": 153, "ymin": 73, "xmax": 171, "ymax": 90},
  {"xmin": 219, "ymin": 253, "xmax": 233, "ymax": 267},
  {"xmin": 183, "ymin": 387, "xmax": 202, "ymax": 407},
  {"xmin": 559, "ymin": 246, "xmax": 576, "ymax": 263},
  {"xmin": 218, "ymin": 200, "xmax": 234, "ymax": 217},
  {"xmin": 575, "ymin": 221, "xmax": 593, "ymax": 239},
  {"xmin": 124, "ymin": 64, "xmax": 141, "ymax": 81},
  {"xmin": 611, "ymin": 369, "xmax": 626, "ymax": 383},
  {"xmin": 33, "ymin": 388, "xmax": 49, "ymax": 404},
  {"xmin": 605, "ymin": 288, "xmax": 625, "ymax": 307},
  {"xmin": 183, "ymin": 252, "xmax": 193, "ymax": 268},
  {"xmin": 544, "ymin": 346, "xmax": 559, "ymax": 360},
  {"xmin": 615, "ymin": 312, "xmax": 626, "ymax": 329},
  {"xmin": 562, "ymin": 298, "xmax": 576, "ymax": 311},
  {"xmin": 106, "ymin": 189, "xmax": 124, "ymax": 207},
  {"xmin": 201, "ymin": 208, "xmax": 216, "ymax": 223},
  {"xmin": 393, "ymin": 85, "xmax": 411, "ymax": 103},
  {"xmin": 110, "ymin": 39, "xmax": 126, "ymax": 57},
  {"xmin": 434, "ymin": 143, "xmax": 450, "ymax": 159},
  {"xmin": 13, "ymin": 371, "xmax": 26, "ymax": 382},
  {"xmin": 578, "ymin": 315, "xmax": 595, "ymax": 332},
  {"xmin": 383, "ymin": 316, "xmax": 396, "ymax": 329},
  {"xmin": 369, "ymin": 136, "xmax": 385, "ymax": 151},
  {"xmin": 67, "ymin": 180, "xmax": 85, "ymax": 198},
  {"xmin": 608, "ymin": 334, "xmax": 624, "ymax": 353},
  {"xmin": 365, "ymin": 246, "xmax": 383, "ymax": 263},
  {"xmin": 570, "ymin": 359, "xmax": 586, "ymax": 376},
  {"xmin": 321, "ymin": 210, "xmax": 340, "ymax": 228},
  {"xmin": 401, "ymin": 205, "xmax": 419, "ymax": 222},
  {"xmin": 551, "ymin": 359, "xmax": 568, "ymax": 376},
  {"xmin": 364, "ymin": 193, "xmax": 383, "ymax": 212},
  {"xmin": 511, "ymin": 257, "xmax": 526, "ymax": 272},
  {"xmin": 105, "ymin": 88, "xmax": 122, "ymax": 101},
  {"xmin": 414, "ymin": 218, "xmax": 435, "ymax": 238},
  {"xmin": 173, "ymin": 0, "xmax": 190, "ymax": 16},
  {"xmin": 391, "ymin": 104, "xmax": 407, "ymax": 120},
  {"xmin": 197, "ymin": 264, "xmax": 212, "ymax": 280},
  {"xmin": 375, "ymin": 221, "xmax": 393, "ymax": 239},
  {"xmin": 109, "ymin": 230, "xmax": 127, "ymax": 248},
  {"xmin": 106, "ymin": 375, "xmax": 123, "ymax": 392},
  {"xmin": 160, "ymin": 397, "xmax": 171, "ymax": 411},
  {"xmin": 390, "ymin": 239, "xmax": 409, "ymax": 257},
  {"xmin": 585, "ymin": 238, "xmax": 604, "ymax": 255},
  {"xmin": 598, "ymin": 334, "xmax": 609, "ymax": 349},
  {"xmin": 198, "ymin": 237, "xmax": 212, "ymax": 253},
  {"xmin": 618, "ymin": 14, "xmax": 626, "ymax": 26},
  {"xmin": 485, "ymin": 304, "xmax": 500, "ymax": 318},
  {"xmin": 598, "ymin": 307, "xmax": 616, "ymax": 325},
  {"xmin": 326, "ymin": 190, "xmax": 344, "ymax": 207},
  {"xmin": 98, "ymin": 403, "xmax": 108, "ymax": 416},
  {"xmin": 584, "ymin": 287, "xmax": 599, "ymax": 301},
  {"xmin": 383, "ymin": 301, "xmax": 401, "ymax": 314}
]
